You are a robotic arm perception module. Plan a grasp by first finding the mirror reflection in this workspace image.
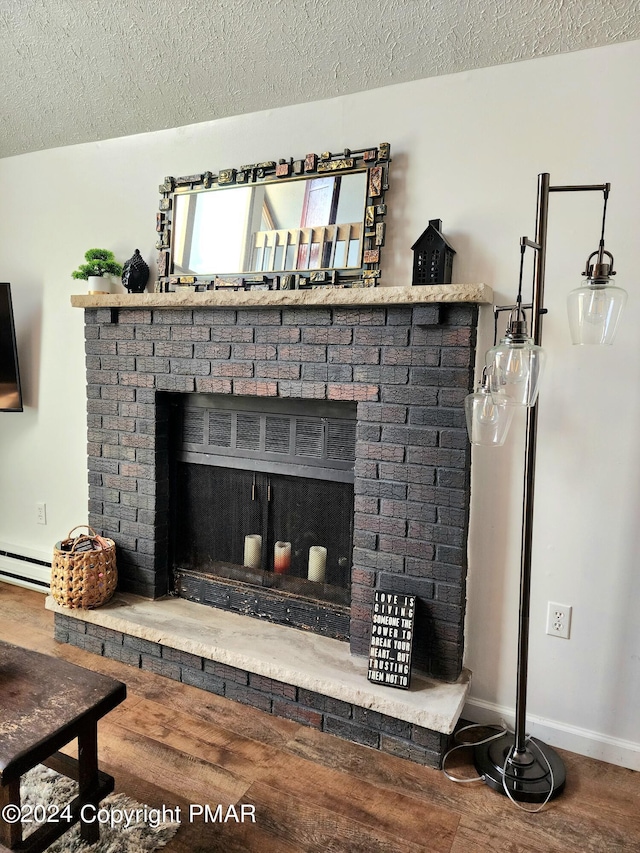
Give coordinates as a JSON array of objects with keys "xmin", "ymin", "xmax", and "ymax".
[{"xmin": 172, "ymin": 172, "xmax": 367, "ymax": 277}]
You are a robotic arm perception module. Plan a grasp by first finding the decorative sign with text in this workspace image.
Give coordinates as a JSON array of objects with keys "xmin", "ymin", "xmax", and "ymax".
[{"xmin": 367, "ymin": 591, "xmax": 416, "ymax": 690}]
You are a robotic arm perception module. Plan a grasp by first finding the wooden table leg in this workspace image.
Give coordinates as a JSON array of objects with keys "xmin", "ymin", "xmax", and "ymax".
[
  {"xmin": 0, "ymin": 779, "xmax": 22, "ymax": 849},
  {"xmin": 77, "ymin": 723, "xmax": 100, "ymax": 845}
]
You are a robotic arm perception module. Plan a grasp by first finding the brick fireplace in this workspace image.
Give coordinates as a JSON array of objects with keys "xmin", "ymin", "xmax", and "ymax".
[{"xmin": 53, "ymin": 285, "xmax": 490, "ymax": 767}]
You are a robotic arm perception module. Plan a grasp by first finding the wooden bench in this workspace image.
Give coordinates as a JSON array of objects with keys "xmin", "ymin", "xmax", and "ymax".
[{"xmin": 0, "ymin": 641, "xmax": 126, "ymax": 852}]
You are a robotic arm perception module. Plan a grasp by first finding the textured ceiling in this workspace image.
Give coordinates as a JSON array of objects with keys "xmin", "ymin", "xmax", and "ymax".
[{"xmin": 1, "ymin": 0, "xmax": 639, "ymax": 159}]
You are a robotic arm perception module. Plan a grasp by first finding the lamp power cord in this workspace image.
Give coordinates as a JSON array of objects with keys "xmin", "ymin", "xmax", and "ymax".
[{"xmin": 441, "ymin": 721, "xmax": 555, "ymax": 813}]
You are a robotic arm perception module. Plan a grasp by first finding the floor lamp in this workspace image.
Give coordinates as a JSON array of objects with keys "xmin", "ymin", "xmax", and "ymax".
[{"xmin": 466, "ymin": 173, "xmax": 627, "ymax": 802}]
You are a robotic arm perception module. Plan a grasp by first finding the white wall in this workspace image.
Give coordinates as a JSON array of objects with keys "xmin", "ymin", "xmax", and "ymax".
[{"xmin": 1, "ymin": 41, "xmax": 638, "ymax": 768}]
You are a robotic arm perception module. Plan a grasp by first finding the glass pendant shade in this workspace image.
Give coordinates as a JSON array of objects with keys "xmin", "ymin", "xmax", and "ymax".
[
  {"xmin": 486, "ymin": 335, "xmax": 545, "ymax": 407},
  {"xmin": 567, "ymin": 279, "xmax": 627, "ymax": 345},
  {"xmin": 464, "ymin": 381, "xmax": 514, "ymax": 446}
]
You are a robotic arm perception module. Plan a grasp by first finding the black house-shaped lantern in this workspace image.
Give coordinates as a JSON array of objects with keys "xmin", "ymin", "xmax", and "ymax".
[{"xmin": 411, "ymin": 219, "xmax": 456, "ymax": 286}]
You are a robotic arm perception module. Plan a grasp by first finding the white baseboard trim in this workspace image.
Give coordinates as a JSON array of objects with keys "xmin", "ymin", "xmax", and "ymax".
[
  {"xmin": 0, "ymin": 545, "xmax": 51, "ymax": 592},
  {"xmin": 464, "ymin": 697, "xmax": 640, "ymax": 771}
]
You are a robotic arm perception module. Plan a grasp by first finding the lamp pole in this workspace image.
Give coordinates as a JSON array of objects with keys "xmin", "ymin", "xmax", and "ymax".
[
  {"xmin": 474, "ymin": 173, "xmax": 611, "ymax": 802},
  {"xmin": 513, "ymin": 172, "xmax": 548, "ymax": 758}
]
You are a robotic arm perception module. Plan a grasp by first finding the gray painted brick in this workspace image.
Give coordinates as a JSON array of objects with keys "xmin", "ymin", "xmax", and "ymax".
[
  {"xmin": 162, "ymin": 647, "xmax": 203, "ymax": 668},
  {"xmin": 68, "ymin": 632, "xmax": 104, "ymax": 654},
  {"xmin": 255, "ymin": 326, "xmax": 300, "ymax": 343},
  {"xmin": 152, "ymin": 309, "xmax": 194, "ymax": 324},
  {"xmin": 332, "ymin": 308, "xmax": 385, "ymax": 326},
  {"xmin": 249, "ymin": 674, "xmax": 296, "ymax": 699},
  {"xmin": 181, "ymin": 667, "xmax": 225, "ymax": 695},
  {"xmin": 354, "ymin": 327, "xmax": 409, "ymax": 347},
  {"xmin": 136, "ymin": 326, "xmax": 170, "ymax": 341},
  {"xmin": 406, "ymin": 559, "xmax": 464, "ymax": 584},
  {"xmin": 119, "ymin": 310, "xmax": 152, "ymax": 325},
  {"xmin": 352, "ymin": 548, "xmax": 405, "ymax": 573},
  {"xmin": 155, "ymin": 341, "xmax": 194, "ymax": 358},
  {"xmin": 232, "ymin": 344, "xmax": 277, "ymax": 360},
  {"xmin": 123, "ymin": 634, "xmax": 161, "ymax": 656},
  {"xmin": 378, "ymin": 536, "xmax": 435, "ymax": 560},
  {"xmin": 211, "ymin": 327, "xmax": 253, "ymax": 342},
  {"xmin": 170, "ymin": 325, "xmax": 211, "ymax": 341},
  {"xmin": 386, "ymin": 307, "xmax": 413, "ymax": 325},
  {"xmin": 277, "ymin": 380, "xmax": 325, "ymax": 398},
  {"xmin": 278, "ymin": 344, "xmax": 327, "ymax": 363},
  {"xmin": 297, "ymin": 689, "xmax": 352, "ymax": 718},
  {"xmin": 156, "ymin": 375, "xmax": 196, "ymax": 392},
  {"xmin": 204, "ymin": 660, "xmax": 249, "ymax": 684},
  {"xmin": 440, "ymin": 305, "xmax": 478, "ymax": 326},
  {"xmin": 194, "ymin": 342, "xmax": 231, "ymax": 360},
  {"xmin": 352, "ymin": 707, "xmax": 412, "ymax": 739},
  {"xmin": 354, "ymin": 479, "xmax": 407, "ymax": 500},
  {"xmin": 271, "ymin": 699, "xmax": 323, "ymax": 728},
  {"xmin": 256, "ymin": 361, "xmax": 300, "ymax": 380},
  {"xmin": 54, "ymin": 623, "xmax": 69, "ymax": 643},
  {"xmin": 324, "ymin": 716, "xmax": 380, "ymax": 748},
  {"xmin": 236, "ymin": 309, "xmax": 282, "ymax": 326},
  {"xmin": 224, "ymin": 681, "xmax": 273, "ymax": 712},
  {"xmin": 382, "ymin": 386, "xmax": 439, "ymax": 406},
  {"xmin": 379, "ymin": 735, "xmax": 441, "ymax": 768},
  {"xmin": 412, "ymin": 305, "xmax": 441, "ymax": 326},
  {"xmin": 211, "ymin": 361, "xmax": 253, "ymax": 377},
  {"xmin": 301, "ymin": 364, "xmax": 352, "ymax": 382},
  {"xmin": 171, "ymin": 358, "xmax": 210, "ymax": 375},
  {"xmin": 283, "ymin": 308, "xmax": 331, "ymax": 326},
  {"xmin": 411, "ymin": 725, "xmax": 449, "ymax": 752},
  {"xmin": 86, "ymin": 339, "xmax": 117, "ymax": 355},
  {"xmin": 101, "ymin": 386, "xmax": 137, "ymax": 401},
  {"xmin": 140, "ymin": 654, "xmax": 182, "ymax": 680},
  {"xmin": 328, "ymin": 346, "xmax": 379, "ymax": 365},
  {"xmin": 99, "ymin": 325, "xmax": 134, "ymax": 340},
  {"xmin": 378, "ymin": 573, "xmax": 435, "ymax": 600},
  {"xmin": 101, "ymin": 354, "xmax": 136, "ymax": 371},
  {"xmin": 358, "ymin": 403, "xmax": 407, "ymax": 424},
  {"xmin": 353, "ymin": 365, "xmax": 408, "ymax": 384},
  {"xmin": 303, "ymin": 327, "xmax": 352, "ymax": 345},
  {"xmin": 196, "ymin": 378, "xmax": 233, "ymax": 393},
  {"xmin": 118, "ymin": 341, "xmax": 156, "ymax": 358},
  {"xmin": 193, "ymin": 309, "xmax": 237, "ymax": 326}
]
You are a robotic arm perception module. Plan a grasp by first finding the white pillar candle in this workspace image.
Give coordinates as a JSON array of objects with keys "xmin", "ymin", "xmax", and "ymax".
[
  {"xmin": 308, "ymin": 545, "xmax": 327, "ymax": 583},
  {"xmin": 274, "ymin": 541, "xmax": 292, "ymax": 574},
  {"xmin": 244, "ymin": 534, "xmax": 262, "ymax": 569}
]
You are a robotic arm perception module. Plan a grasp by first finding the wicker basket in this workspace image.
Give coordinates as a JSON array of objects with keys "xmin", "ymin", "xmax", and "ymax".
[{"xmin": 51, "ymin": 525, "xmax": 117, "ymax": 609}]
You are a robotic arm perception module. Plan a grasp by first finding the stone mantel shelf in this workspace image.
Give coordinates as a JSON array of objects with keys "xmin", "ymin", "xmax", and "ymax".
[{"xmin": 71, "ymin": 283, "xmax": 492, "ymax": 310}]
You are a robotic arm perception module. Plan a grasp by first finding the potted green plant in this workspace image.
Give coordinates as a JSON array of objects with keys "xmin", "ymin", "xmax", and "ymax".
[{"xmin": 72, "ymin": 249, "xmax": 123, "ymax": 293}]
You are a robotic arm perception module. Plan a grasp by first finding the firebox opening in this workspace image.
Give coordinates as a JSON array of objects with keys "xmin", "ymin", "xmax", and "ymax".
[{"xmin": 169, "ymin": 394, "xmax": 357, "ymax": 638}]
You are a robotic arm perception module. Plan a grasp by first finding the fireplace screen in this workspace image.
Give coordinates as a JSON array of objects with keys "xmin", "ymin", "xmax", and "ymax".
[
  {"xmin": 173, "ymin": 465, "xmax": 353, "ymax": 605},
  {"xmin": 170, "ymin": 395, "xmax": 356, "ymax": 614}
]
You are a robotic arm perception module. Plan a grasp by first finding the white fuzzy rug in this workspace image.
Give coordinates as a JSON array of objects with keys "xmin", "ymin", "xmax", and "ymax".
[{"xmin": 20, "ymin": 765, "xmax": 180, "ymax": 853}]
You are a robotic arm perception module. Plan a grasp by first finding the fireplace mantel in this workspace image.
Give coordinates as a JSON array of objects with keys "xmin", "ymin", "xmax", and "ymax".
[{"xmin": 70, "ymin": 283, "xmax": 492, "ymax": 310}]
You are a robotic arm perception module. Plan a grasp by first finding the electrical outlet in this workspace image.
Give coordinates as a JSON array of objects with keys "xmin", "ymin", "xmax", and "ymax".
[
  {"xmin": 546, "ymin": 601, "xmax": 572, "ymax": 639},
  {"xmin": 36, "ymin": 502, "xmax": 47, "ymax": 525}
]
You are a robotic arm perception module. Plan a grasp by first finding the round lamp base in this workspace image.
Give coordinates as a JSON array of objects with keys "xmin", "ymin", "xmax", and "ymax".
[{"xmin": 474, "ymin": 734, "xmax": 566, "ymax": 803}]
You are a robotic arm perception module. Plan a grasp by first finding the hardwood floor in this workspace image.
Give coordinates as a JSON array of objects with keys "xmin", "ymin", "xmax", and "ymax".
[{"xmin": 1, "ymin": 583, "xmax": 638, "ymax": 852}]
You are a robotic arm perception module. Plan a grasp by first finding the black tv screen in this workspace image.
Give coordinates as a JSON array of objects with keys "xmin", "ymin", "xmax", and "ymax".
[{"xmin": 0, "ymin": 283, "xmax": 23, "ymax": 412}]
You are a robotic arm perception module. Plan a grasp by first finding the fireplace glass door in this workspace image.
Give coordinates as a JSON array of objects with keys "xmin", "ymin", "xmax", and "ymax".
[
  {"xmin": 173, "ymin": 464, "xmax": 353, "ymax": 606},
  {"xmin": 169, "ymin": 394, "xmax": 356, "ymax": 626}
]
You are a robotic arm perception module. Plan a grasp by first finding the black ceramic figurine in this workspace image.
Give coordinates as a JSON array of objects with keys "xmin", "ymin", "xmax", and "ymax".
[{"xmin": 122, "ymin": 249, "xmax": 150, "ymax": 293}]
